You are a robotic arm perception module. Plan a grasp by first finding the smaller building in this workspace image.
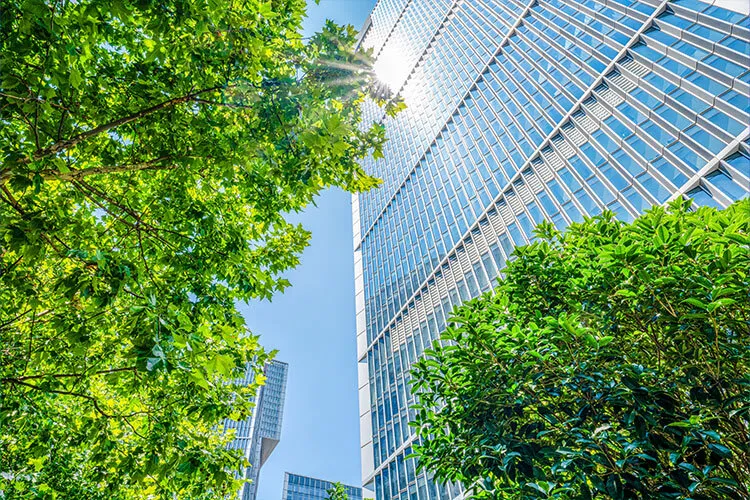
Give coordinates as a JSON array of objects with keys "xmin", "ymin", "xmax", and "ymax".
[
  {"xmin": 225, "ymin": 359, "xmax": 288, "ymax": 500},
  {"xmin": 282, "ymin": 472, "xmax": 363, "ymax": 500}
]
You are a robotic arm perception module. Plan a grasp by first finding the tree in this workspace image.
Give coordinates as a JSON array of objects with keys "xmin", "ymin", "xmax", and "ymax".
[
  {"xmin": 326, "ymin": 482, "xmax": 349, "ymax": 500},
  {"xmin": 0, "ymin": 1, "xmax": 390, "ymax": 498},
  {"xmin": 410, "ymin": 199, "xmax": 750, "ymax": 499}
]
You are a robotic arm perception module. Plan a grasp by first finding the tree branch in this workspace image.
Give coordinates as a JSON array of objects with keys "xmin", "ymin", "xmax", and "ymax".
[
  {"xmin": 7, "ymin": 379, "xmax": 117, "ymax": 418},
  {"xmin": 3, "ymin": 366, "xmax": 137, "ymax": 382},
  {"xmin": 37, "ymin": 156, "xmax": 174, "ymax": 182},
  {"xmin": 1, "ymin": 85, "xmax": 224, "ymax": 177}
]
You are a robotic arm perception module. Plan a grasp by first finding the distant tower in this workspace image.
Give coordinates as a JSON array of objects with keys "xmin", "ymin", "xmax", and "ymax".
[
  {"xmin": 353, "ymin": 0, "xmax": 749, "ymax": 498},
  {"xmin": 225, "ymin": 360, "xmax": 288, "ymax": 500},
  {"xmin": 282, "ymin": 472, "xmax": 364, "ymax": 500}
]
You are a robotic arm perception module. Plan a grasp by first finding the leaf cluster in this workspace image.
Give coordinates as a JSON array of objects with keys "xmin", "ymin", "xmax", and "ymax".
[
  {"xmin": 410, "ymin": 199, "xmax": 750, "ymax": 499},
  {"xmin": 326, "ymin": 482, "xmax": 350, "ymax": 500}
]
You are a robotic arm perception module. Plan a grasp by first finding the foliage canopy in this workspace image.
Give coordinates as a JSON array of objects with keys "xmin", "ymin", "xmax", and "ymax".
[
  {"xmin": 0, "ymin": 1, "xmax": 388, "ymax": 498},
  {"xmin": 411, "ymin": 199, "xmax": 750, "ymax": 499}
]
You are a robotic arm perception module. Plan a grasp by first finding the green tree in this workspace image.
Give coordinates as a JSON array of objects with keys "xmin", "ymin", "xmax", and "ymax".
[
  {"xmin": 326, "ymin": 482, "xmax": 349, "ymax": 500},
  {"xmin": 0, "ymin": 1, "xmax": 390, "ymax": 498},
  {"xmin": 411, "ymin": 199, "xmax": 750, "ymax": 499}
]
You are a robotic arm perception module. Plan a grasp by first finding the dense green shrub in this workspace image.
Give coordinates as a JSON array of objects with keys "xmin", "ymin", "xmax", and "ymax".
[{"xmin": 411, "ymin": 199, "xmax": 750, "ymax": 499}]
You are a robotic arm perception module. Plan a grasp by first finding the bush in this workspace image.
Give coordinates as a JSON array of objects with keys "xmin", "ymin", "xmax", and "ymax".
[{"xmin": 411, "ymin": 199, "xmax": 750, "ymax": 499}]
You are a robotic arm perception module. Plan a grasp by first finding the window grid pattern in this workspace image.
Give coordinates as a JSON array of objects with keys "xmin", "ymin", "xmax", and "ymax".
[
  {"xmin": 360, "ymin": 0, "xmax": 671, "ymax": 347},
  {"xmin": 358, "ymin": 0, "xmax": 658, "ymax": 233},
  {"xmin": 359, "ymin": 0, "xmax": 531, "ymax": 231},
  {"xmin": 368, "ymin": 0, "xmax": 454, "ymax": 95},
  {"xmin": 356, "ymin": 0, "xmax": 749, "ymax": 498},
  {"xmin": 362, "ymin": 0, "xmax": 412, "ymax": 56}
]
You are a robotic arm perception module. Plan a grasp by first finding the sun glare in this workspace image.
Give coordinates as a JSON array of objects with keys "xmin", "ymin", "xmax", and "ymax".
[{"xmin": 373, "ymin": 51, "xmax": 406, "ymax": 92}]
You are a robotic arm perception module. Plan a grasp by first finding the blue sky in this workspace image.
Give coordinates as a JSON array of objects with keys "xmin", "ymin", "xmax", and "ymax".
[{"xmin": 237, "ymin": 1, "xmax": 377, "ymax": 499}]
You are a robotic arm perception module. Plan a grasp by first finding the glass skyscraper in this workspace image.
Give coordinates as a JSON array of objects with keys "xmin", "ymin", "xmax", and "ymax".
[
  {"xmin": 225, "ymin": 359, "xmax": 288, "ymax": 500},
  {"xmin": 352, "ymin": 0, "xmax": 749, "ymax": 498},
  {"xmin": 282, "ymin": 473, "xmax": 364, "ymax": 500}
]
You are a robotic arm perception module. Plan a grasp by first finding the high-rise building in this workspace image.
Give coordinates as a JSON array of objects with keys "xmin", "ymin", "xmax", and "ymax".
[
  {"xmin": 352, "ymin": 0, "xmax": 749, "ymax": 498},
  {"xmin": 225, "ymin": 360, "xmax": 288, "ymax": 500},
  {"xmin": 282, "ymin": 472, "xmax": 364, "ymax": 500}
]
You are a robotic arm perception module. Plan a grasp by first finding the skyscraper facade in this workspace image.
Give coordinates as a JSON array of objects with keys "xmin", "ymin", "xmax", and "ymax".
[
  {"xmin": 225, "ymin": 359, "xmax": 288, "ymax": 500},
  {"xmin": 282, "ymin": 473, "xmax": 364, "ymax": 500},
  {"xmin": 352, "ymin": 0, "xmax": 749, "ymax": 498}
]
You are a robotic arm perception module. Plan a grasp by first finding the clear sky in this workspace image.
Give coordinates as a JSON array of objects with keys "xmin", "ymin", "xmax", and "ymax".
[{"xmin": 238, "ymin": 1, "xmax": 376, "ymax": 499}]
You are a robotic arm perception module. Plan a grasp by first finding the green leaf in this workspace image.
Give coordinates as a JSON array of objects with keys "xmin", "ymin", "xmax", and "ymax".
[
  {"xmin": 707, "ymin": 297, "xmax": 736, "ymax": 313},
  {"xmin": 707, "ymin": 443, "xmax": 733, "ymax": 458},
  {"xmin": 584, "ymin": 333, "xmax": 598, "ymax": 348},
  {"xmin": 206, "ymin": 354, "xmax": 235, "ymax": 377},
  {"xmin": 683, "ymin": 297, "xmax": 708, "ymax": 309},
  {"xmin": 69, "ymin": 66, "xmax": 83, "ymax": 89},
  {"xmin": 598, "ymin": 336, "xmax": 614, "ymax": 347}
]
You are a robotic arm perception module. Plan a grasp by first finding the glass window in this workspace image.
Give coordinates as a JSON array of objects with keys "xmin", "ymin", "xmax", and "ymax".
[
  {"xmin": 489, "ymin": 242, "xmax": 505, "ymax": 272},
  {"xmin": 570, "ymin": 155, "xmax": 593, "ymax": 179},
  {"xmin": 687, "ymin": 185, "xmax": 722, "ymax": 208},
  {"xmin": 599, "ymin": 43, "xmax": 618, "ymax": 60},
  {"xmin": 547, "ymin": 179, "xmax": 571, "ymax": 203},
  {"xmin": 613, "ymin": 148, "xmax": 644, "ymax": 176},
  {"xmin": 644, "ymin": 28, "xmax": 679, "ymax": 47},
  {"xmin": 705, "ymin": 168, "xmax": 749, "ymax": 202},
  {"xmin": 643, "ymin": 120, "xmax": 675, "ymax": 147},
  {"xmin": 589, "ymin": 178, "xmax": 615, "ymax": 204},
  {"xmin": 592, "ymin": 129, "xmax": 619, "ymax": 155},
  {"xmin": 658, "ymin": 56, "xmax": 694, "ymax": 77},
  {"xmin": 626, "ymin": 136, "xmax": 659, "ymax": 162},
  {"xmin": 623, "ymin": 186, "xmax": 651, "ymax": 212},
  {"xmin": 473, "ymin": 261, "xmax": 490, "ymax": 292},
  {"xmin": 643, "ymin": 71, "xmax": 677, "ymax": 94},
  {"xmin": 652, "ymin": 156, "xmax": 688, "ymax": 186},
  {"xmin": 658, "ymin": 12, "xmax": 693, "ymax": 30},
  {"xmin": 668, "ymin": 142, "xmax": 705, "ymax": 171},
  {"xmin": 481, "ymin": 252, "xmax": 497, "ymax": 283},
  {"xmin": 602, "ymin": 163, "xmax": 630, "ymax": 190},
  {"xmin": 630, "ymin": 42, "xmax": 663, "ymax": 62},
  {"xmin": 685, "ymin": 125, "xmax": 726, "ymax": 154},
  {"xmin": 606, "ymin": 200, "xmax": 631, "ymax": 222},
  {"xmin": 616, "ymin": 101, "xmax": 647, "ymax": 124},
  {"xmin": 605, "ymin": 115, "xmax": 634, "ymax": 139},
  {"xmin": 721, "ymin": 37, "xmax": 750, "ymax": 57},
  {"xmin": 508, "ymin": 222, "xmax": 524, "ymax": 246},
  {"xmin": 673, "ymin": 40, "xmax": 710, "ymax": 60},
  {"xmin": 720, "ymin": 88, "xmax": 749, "ymax": 110},
  {"xmin": 527, "ymin": 201, "xmax": 544, "ymax": 225},
  {"xmin": 690, "ymin": 24, "xmax": 725, "ymax": 43},
  {"xmin": 686, "ymin": 72, "xmax": 729, "ymax": 96},
  {"xmin": 577, "ymin": 190, "xmax": 600, "ymax": 215},
  {"xmin": 671, "ymin": 88, "xmax": 710, "ymax": 114},
  {"xmin": 725, "ymin": 151, "xmax": 750, "ymax": 173},
  {"xmin": 517, "ymin": 212, "xmax": 534, "ymax": 237},
  {"xmin": 563, "ymin": 201, "xmax": 583, "ymax": 223},
  {"xmin": 559, "ymin": 167, "xmax": 582, "ymax": 192},
  {"xmin": 631, "ymin": 88, "xmax": 662, "ymax": 109},
  {"xmin": 498, "ymin": 233, "xmax": 514, "ymax": 260},
  {"xmin": 580, "ymin": 141, "xmax": 608, "ymax": 166},
  {"xmin": 654, "ymin": 104, "xmax": 692, "ymax": 131},
  {"xmin": 638, "ymin": 171, "xmax": 671, "ymax": 202},
  {"xmin": 465, "ymin": 270, "xmax": 480, "ymax": 298},
  {"xmin": 704, "ymin": 4, "xmax": 746, "ymax": 23},
  {"xmin": 537, "ymin": 190, "xmax": 557, "ymax": 215},
  {"xmin": 702, "ymin": 108, "xmax": 745, "ymax": 136},
  {"xmin": 673, "ymin": 0, "xmax": 709, "ymax": 13}
]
